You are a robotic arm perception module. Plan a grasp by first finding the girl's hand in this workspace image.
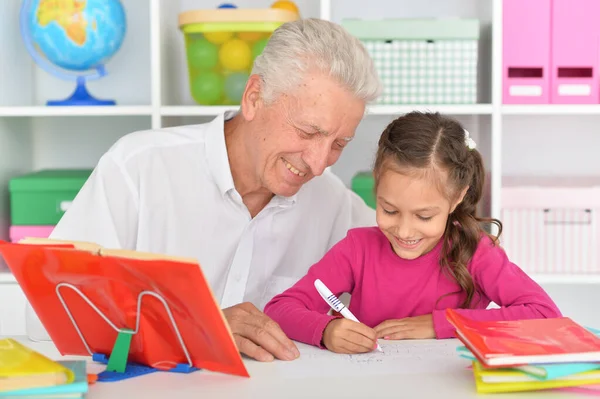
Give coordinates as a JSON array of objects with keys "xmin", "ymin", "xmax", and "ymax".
[
  {"xmin": 322, "ymin": 318, "xmax": 379, "ymax": 354},
  {"xmin": 374, "ymin": 314, "xmax": 435, "ymax": 340}
]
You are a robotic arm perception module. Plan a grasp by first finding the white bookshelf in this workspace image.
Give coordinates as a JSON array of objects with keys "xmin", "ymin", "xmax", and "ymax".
[
  {"xmin": 531, "ymin": 275, "xmax": 600, "ymax": 285},
  {"xmin": 1, "ymin": 0, "xmax": 600, "ymax": 333},
  {"xmin": 502, "ymin": 105, "xmax": 600, "ymax": 115},
  {"xmin": 0, "ymin": 106, "xmax": 154, "ymax": 117}
]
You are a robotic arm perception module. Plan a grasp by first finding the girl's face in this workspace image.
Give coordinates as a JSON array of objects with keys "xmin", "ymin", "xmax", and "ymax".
[{"xmin": 375, "ymin": 167, "xmax": 463, "ymax": 260}]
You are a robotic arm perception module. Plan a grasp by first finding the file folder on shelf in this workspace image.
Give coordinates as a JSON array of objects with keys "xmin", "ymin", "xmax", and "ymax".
[
  {"xmin": 551, "ymin": 0, "xmax": 600, "ymax": 104},
  {"xmin": 502, "ymin": 0, "xmax": 551, "ymax": 104}
]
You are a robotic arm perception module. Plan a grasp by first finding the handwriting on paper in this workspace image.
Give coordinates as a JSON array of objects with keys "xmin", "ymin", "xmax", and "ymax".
[{"xmin": 276, "ymin": 339, "xmax": 470, "ymax": 379}]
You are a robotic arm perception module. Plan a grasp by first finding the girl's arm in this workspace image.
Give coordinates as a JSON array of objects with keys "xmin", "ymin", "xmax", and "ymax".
[
  {"xmin": 432, "ymin": 236, "xmax": 562, "ymax": 339},
  {"xmin": 264, "ymin": 232, "xmax": 358, "ymax": 348}
]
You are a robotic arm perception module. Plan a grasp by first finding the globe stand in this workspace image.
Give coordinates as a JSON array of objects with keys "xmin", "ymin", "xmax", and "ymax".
[{"xmin": 47, "ymin": 76, "xmax": 116, "ymax": 106}]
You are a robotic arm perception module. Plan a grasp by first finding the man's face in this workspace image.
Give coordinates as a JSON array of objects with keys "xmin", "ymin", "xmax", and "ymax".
[{"xmin": 244, "ymin": 72, "xmax": 366, "ymax": 198}]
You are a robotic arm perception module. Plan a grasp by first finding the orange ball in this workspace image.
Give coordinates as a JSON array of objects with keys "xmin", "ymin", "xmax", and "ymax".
[
  {"xmin": 271, "ymin": 0, "xmax": 299, "ymax": 15},
  {"xmin": 237, "ymin": 31, "xmax": 266, "ymax": 42}
]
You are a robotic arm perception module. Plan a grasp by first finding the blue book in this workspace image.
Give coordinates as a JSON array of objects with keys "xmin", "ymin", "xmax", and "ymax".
[{"xmin": 0, "ymin": 360, "xmax": 88, "ymax": 398}]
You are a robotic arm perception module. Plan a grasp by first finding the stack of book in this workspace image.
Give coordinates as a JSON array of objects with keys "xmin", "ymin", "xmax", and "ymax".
[
  {"xmin": 0, "ymin": 338, "xmax": 89, "ymax": 398},
  {"xmin": 446, "ymin": 309, "xmax": 600, "ymax": 394}
]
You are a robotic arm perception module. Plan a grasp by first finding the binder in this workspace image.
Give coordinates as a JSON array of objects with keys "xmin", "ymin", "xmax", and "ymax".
[
  {"xmin": 551, "ymin": 0, "xmax": 600, "ymax": 104},
  {"xmin": 0, "ymin": 238, "xmax": 249, "ymax": 380},
  {"xmin": 502, "ymin": 0, "xmax": 551, "ymax": 104}
]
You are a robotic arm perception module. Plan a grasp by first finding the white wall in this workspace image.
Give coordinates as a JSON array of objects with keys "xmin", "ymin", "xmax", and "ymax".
[
  {"xmin": 31, "ymin": 116, "xmax": 151, "ymax": 169},
  {"xmin": 502, "ymin": 115, "xmax": 600, "ymax": 177}
]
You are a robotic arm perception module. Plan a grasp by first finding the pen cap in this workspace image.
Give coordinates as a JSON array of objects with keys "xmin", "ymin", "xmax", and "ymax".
[{"xmin": 314, "ymin": 279, "xmax": 345, "ymax": 312}]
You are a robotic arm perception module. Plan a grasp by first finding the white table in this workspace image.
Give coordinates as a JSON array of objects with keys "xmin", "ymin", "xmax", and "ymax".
[{"xmin": 9, "ymin": 336, "xmax": 582, "ymax": 399}]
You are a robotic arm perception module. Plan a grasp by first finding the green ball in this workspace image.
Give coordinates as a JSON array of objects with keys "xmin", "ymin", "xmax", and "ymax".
[
  {"xmin": 187, "ymin": 39, "xmax": 219, "ymax": 70},
  {"xmin": 252, "ymin": 38, "xmax": 269, "ymax": 61},
  {"xmin": 191, "ymin": 72, "xmax": 224, "ymax": 105},
  {"xmin": 224, "ymin": 72, "xmax": 249, "ymax": 103}
]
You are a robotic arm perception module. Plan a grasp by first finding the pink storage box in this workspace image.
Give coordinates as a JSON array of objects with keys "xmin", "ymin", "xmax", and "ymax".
[
  {"xmin": 9, "ymin": 226, "xmax": 54, "ymax": 243},
  {"xmin": 551, "ymin": 0, "xmax": 600, "ymax": 104},
  {"xmin": 501, "ymin": 177, "xmax": 600, "ymax": 275},
  {"xmin": 503, "ymin": 0, "xmax": 551, "ymax": 104}
]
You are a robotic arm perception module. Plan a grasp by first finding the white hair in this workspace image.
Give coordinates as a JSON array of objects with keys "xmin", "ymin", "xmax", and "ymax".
[{"xmin": 251, "ymin": 18, "xmax": 382, "ymax": 104}]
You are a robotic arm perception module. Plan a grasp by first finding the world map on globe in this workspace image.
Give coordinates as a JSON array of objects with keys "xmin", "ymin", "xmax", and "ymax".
[
  {"xmin": 25, "ymin": 0, "xmax": 126, "ymax": 72},
  {"xmin": 37, "ymin": 0, "xmax": 91, "ymax": 46}
]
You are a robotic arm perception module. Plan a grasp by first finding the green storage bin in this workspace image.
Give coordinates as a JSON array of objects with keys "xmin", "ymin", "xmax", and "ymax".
[
  {"xmin": 9, "ymin": 169, "xmax": 92, "ymax": 226},
  {"xmin": 342, "ymin": 18, "xmax": 480, "ymax": 105},
  {"xmin": 351, "ymin": 172, "xmax": 376, "ymax": 209}
]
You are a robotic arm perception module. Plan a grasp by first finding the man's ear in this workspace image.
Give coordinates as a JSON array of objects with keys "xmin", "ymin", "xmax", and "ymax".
[
  {"xmin": 450, "ymin": 186, "xmax": 469, "ymax": 213},
  {"xmin": 241, "ymin": 74, "xmax": 263, "ymax": 121}
]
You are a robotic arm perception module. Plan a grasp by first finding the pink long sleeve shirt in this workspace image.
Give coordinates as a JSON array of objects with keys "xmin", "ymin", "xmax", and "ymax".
[{"xmin": 264, "ymin": 227, "xmax": 561, "ymax": 347}]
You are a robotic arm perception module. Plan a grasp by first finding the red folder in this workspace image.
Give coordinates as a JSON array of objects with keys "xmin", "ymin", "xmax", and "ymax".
[
  {"xmin": 0, "ymin": 239, "xmax": 249, "ymax": 378},
  {"xmin": 446, "ymin": 308, "xmax": 600, "ymax": 368}
]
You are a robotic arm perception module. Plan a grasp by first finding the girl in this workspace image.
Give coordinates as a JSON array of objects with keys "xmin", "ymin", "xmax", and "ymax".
[{"xmin": 264, "ymin": 112, "xmax": 561, "ymax": 354}]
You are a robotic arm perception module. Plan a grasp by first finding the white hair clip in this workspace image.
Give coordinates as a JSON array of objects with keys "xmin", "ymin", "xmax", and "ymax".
[{"xmin": 464, "ymin": 129, "xmax": 476, "ymax": 150}]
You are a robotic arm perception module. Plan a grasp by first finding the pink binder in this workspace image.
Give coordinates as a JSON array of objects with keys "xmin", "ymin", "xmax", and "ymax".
[
  {"xmin": 503, "ymin": 0, "xmax": 551, "ymax": 104},
  {"xmin": 551, "ymin": 0, "xmax": 600, "ymax": 104}
]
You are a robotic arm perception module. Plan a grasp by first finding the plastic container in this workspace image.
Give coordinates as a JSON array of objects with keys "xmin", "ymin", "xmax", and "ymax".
[
  {"xmin": 351, "ymin": 171, "xmax": 376, "ymax": 209},
  {"xmin": 9, "ymin": 169, "xmax": 92, "ymax": 226},
  {"xmin": 178, "ymin": 9, "xmax": 297, "ymax": 105},
  {"xmin": 501, "ymin": 176, "xmax": 600, "ymax": 274},
  {"xmin": 342, "ymin": 18, "xmax": 480, "ymax": 105},
  {"xmin": 9, "ymin": 225, "xmax": 55, "ymax": 243}
]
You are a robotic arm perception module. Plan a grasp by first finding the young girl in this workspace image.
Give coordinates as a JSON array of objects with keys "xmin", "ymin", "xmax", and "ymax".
[{"xmin": 264, "ymin": 111, "xmax": 561, "ymax": 354}]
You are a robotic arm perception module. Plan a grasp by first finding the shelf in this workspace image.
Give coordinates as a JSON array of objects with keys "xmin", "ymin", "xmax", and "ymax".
[
  {"xmin": 159, "ymin": 104, "xmax": 494, "ymax": 117},
  {"xmin": 160, "ymin": 106, "xmax": 239, "ymax": 117},
  {"xmin": 531, "ymin": 274, "xmax": 600, "ymax": 284},
  {"xmin": 0, "ymin": 272, "xmax": 15, "ymax": 284},
  {"xmin": 366, "ymin": 104, "xmax": 493, "ymax": 115},
  {"xmin": 502, "ymin": 105, "xmax": 600, "ymax": 115},
  {"xmin": 0, "ymin": 106, "xmax": 154, "ymax": 117}
]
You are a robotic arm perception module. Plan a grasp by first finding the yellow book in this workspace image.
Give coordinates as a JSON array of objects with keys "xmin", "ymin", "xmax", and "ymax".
[
  {"xmin": 0, "ymin": 338, "xmax": 74, "ymax": 392},
  {"xmin": 472, "ymin": 361, "xmax": 600, "ymax": 393}
]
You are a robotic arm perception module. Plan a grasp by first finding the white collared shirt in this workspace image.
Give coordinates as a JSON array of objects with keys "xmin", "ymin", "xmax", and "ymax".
[{"xmin": 50, "ymin": 113, "xmax": 375, "ymax": 310}]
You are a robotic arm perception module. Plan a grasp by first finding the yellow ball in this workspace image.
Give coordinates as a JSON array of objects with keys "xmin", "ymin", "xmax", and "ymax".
[
  {"xmin": 219, "ymin": 38, "xmax": 251, "ymax": 71},
  {"xmin": 271, "ymin": 0, "xmax": 299, "ymax": 15},
  {"xmin": 237, "ymin": 31, "xmax": 266, "ymax": 42},
  {"xmin": 204, "ymin": 31, "xmax": 233, "ymax": 44}
]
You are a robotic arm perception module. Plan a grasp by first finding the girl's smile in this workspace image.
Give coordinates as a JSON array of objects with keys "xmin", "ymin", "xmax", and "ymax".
[{"xmin": 375, "ymin": 168, "xmax": 463, "ymax": 260}]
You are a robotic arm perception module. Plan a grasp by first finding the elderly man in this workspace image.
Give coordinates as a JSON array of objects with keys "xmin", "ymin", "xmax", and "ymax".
[{"xmin": 50, "ymin": 18, "xmax": 381, "ymax": 362}]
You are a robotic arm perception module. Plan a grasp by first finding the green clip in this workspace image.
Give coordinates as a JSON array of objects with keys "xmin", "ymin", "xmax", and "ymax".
[{"xmin": 106, "ymin": 328, "xmax": 134, "ymax": 373}]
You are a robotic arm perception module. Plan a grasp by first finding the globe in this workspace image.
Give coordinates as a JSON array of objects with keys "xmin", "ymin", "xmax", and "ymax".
[{"xmin": 20, "ymin": 0, "xmax": 127, "ymax": 106}]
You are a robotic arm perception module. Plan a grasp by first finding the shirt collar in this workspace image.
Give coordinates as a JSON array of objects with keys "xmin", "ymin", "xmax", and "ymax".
[
  {"xmin": 205, "ymin": 111, "xmax": 299, "ymax": 206},
  {"xmin": 205, "ymin": 112, "xmax": 235, "ymax": 196}
]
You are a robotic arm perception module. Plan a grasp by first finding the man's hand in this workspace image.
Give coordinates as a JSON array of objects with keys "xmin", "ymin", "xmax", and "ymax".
[
  {"xmin": 374, "ymin": 314, "xmax": 435, "ymax": 340},
  {"xmin": 322, "ymin": 318, "xmax": 378, "ymax": 354},
  {"xmin": 222, "ymin": 302, "xmax": 300, "ymax": 362}
]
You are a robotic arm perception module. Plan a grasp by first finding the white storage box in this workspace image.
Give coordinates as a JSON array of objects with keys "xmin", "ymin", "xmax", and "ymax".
[{"xmin": 501, "ymin": 176, "xmax": 600, "ymax": 274}]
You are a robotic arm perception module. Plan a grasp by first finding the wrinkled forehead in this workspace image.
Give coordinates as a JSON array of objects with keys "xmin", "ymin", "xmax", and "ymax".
[{"xmin": 279, "ymin": 90, "xmax": 365, "ymax": 136}]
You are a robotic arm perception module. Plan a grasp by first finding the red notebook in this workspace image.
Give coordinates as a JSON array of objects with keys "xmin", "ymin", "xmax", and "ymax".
[
  {"xmin": 446, "ymin": 308, "xmax": 600, "ymax": 367},
  {"xmin": 0, "ymin": 238, "xmax": 249, "ymax": 378}
]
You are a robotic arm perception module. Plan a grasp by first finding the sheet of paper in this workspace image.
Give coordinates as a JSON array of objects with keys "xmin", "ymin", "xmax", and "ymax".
[{"xmin": 276, "ymin": 339, "xmax": 470, "ymax": 379}]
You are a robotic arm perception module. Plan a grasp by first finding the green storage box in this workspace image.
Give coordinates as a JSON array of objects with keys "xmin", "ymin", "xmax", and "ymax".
[
  {"xmin": 342, "ymin": 18, "xmax": 480, "ymax": 105},
  {"xmin": 9, "ymin": 169, "xmax": 92, "ymax": 226},
  {"xmin": 351, "ymin": 171, "xmax": 376, "ymax": 209}
]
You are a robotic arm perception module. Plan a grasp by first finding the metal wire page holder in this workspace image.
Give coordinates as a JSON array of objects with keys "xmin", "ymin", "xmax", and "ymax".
[{"xmin": 56, "ymin": 283, "xmax": 200, "ymax": 382}]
